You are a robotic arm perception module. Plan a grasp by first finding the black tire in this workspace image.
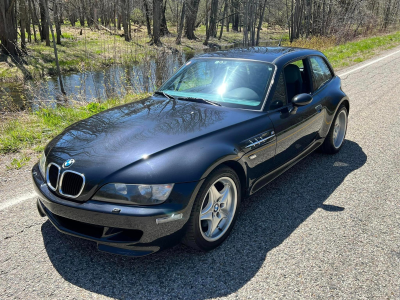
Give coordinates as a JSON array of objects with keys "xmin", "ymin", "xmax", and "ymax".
[
  {"xmin": 320, "ymin": 105, "xmax": 348, "ymax": 154},
  {"xmin": 182, "ymin": 165, "xmax": 241, "ymax": 251}
]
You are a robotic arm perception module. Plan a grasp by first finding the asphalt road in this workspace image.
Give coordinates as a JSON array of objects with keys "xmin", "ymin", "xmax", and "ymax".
[{"xmin": 1, "ymin": 47, "xmax": 400, "ymax": 300}]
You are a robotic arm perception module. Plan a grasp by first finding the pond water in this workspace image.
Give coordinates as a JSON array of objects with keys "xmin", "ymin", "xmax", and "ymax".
[{"xmin": 0, "ymin": 41, "xmax": 278, "ymax": 111}]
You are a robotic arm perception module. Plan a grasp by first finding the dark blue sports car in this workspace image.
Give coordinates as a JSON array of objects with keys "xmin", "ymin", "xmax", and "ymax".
[{"xmin": 32, "ymin": 47, "xmax": 349, "ymax": 256}]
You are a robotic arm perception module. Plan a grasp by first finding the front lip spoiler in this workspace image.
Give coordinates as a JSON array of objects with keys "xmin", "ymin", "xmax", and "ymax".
[
  {"xmin": 32, "ymin": 163, "xmax": 202, "ymax": 257},
  {"xmin": 37, "ymin": 199, "xmax": 157, "ymax": 257}
]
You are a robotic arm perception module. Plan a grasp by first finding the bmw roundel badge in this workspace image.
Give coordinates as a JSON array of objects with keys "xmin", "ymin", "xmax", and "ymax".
[{"xmin": 63, "ymin": 159, "xmax": 75, "ymax": 168}]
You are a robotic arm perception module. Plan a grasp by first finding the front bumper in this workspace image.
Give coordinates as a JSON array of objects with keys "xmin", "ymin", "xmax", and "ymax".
[{"xmin": 32, "ymin": 164, "xmax": 202, "ymax": 256}]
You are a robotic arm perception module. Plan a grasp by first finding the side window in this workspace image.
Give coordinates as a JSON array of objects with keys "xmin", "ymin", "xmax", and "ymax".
[
  {"xmin": 309, "ymin": 56, "xmax": 333, "ymax": 91},
  {"xmin": 269, "ymin": 73, "xmax": 287, "ymax": 110},
  {"xmin": 284, "ymin": 59, "xmax": 309, "ymax": 102}
]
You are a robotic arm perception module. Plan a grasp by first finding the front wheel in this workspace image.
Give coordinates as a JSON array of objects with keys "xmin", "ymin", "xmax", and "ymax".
[
  {"xmin": 183, "ymin": 166, "xmax": 241, "ymax": 251},
  {"xmin": 320, "ymin": 105, "xmax": 348, "ymax": 154}
]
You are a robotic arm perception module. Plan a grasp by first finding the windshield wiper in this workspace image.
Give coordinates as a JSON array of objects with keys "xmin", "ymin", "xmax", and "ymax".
[
  {"xmin": 154, "ymin": 91, "xmax": 175, "ymax": 100},
  {"xmin": 154, "ymin": 92, "xmax": 221, "ymax": 106},
  {"xmin": 177, "ymin": 96, "xmax": 222, "ymax": 106}
]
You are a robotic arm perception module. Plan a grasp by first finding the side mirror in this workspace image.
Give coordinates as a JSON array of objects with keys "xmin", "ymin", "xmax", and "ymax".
[{"xmin": 292, "ymin": 93, "xmax": 313, "ymax": 106}]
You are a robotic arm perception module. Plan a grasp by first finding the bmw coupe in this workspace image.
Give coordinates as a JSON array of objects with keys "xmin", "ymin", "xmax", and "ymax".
[{"xmin": 32, "ymin": 47, "xmax": 349, "ymax": 256}]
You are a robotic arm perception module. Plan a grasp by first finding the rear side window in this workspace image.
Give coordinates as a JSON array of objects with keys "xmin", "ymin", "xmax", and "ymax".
[{"xmin": 309, "ymin": 56, "xmax": 333, "ymax": 91}]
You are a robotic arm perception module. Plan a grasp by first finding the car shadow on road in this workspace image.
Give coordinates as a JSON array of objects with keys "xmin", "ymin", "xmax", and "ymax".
[{"xmin": 41, "ymin": 140, "xmax": 366, "ymax": 299}]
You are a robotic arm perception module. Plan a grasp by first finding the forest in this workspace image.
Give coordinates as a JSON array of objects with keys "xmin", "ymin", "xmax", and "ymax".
[{"xmin": 1, "ymin": 0, "xmax": 400, "ymax": 56}]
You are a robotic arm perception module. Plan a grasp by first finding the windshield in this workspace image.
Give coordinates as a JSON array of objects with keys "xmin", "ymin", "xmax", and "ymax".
[{"xmin": 158, "ymin": 59, "xmax": 275, "ymax": 110}]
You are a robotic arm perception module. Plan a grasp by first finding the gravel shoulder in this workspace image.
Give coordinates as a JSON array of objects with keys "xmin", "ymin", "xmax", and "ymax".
[
  {"xmin": 0, "ymin": 152, "xmax": 37, "ymax": 205},
  {"xmin": 0, "ymin": 46, "xmax": 400, "ymax": 300}
]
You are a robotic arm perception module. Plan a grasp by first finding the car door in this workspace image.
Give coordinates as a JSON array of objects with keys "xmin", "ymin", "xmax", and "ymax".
[{"xmin": 268, "ymin": 57, "xmax": 324, "ymax": 168}]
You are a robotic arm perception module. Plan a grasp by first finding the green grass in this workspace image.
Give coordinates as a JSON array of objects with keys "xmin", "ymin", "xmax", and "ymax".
[
  {"xmin": 323, "ymin": 32, "xmax": 400, "ymax": 69},
  {"xmin": 0, "ymin": 93, "xmax": 150, "ymax": 154},
  {"xmin": 6, "ymin": 154, "xmax": 31, "ymax": 170},
  {"xmin": 285, "ymin": 31, "xmax": 400, "ymax": 69}
]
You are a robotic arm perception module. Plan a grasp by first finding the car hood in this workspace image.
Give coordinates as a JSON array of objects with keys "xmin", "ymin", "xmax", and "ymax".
[{"xmin": 45, "ymin": 96, "xmax": 261, "ymax": 191}]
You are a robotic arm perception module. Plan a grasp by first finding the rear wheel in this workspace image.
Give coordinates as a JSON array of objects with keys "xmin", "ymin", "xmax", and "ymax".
[
  {"xmin": 321, "ymin": 105, "xmax": 348, "ymax": 154},
  {"xmin": 183, "ymin": 166, "xmax": 241, "ymax": 251}
]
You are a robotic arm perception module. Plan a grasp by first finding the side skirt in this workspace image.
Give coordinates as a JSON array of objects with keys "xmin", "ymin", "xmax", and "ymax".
[{"xmin": 249, "ymin": 139, "xmax": 324, "ymax": 195}]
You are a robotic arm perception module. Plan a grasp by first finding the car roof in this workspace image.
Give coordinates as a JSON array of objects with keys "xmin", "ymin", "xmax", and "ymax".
[{"xmin": 195, "ymin": 47, "xmax": 325, "ymax": 65}]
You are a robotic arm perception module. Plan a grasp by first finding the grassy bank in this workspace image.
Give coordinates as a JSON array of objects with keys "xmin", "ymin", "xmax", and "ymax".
[
  {"xmin": 284, "ymin": 31, "xmax": 400, "ymax": 69},
  {"xmin": 0, "ymin": 93, "xmax": 150, "ymax": 159}
]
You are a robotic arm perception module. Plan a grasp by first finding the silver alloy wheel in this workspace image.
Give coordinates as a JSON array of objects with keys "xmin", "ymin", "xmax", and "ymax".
[
  {"xmin": 199, "ymin": 177, "xmax": 237, "ymax": 242},
  {"xmin": 333, "ymin": 109, "xmax": 347, "ymax": 149}
]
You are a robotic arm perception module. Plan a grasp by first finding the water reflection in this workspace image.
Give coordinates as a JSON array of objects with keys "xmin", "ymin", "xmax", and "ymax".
[{"xmin": 0, "ymin": 41, "xmax": 277, "ymax": 111}]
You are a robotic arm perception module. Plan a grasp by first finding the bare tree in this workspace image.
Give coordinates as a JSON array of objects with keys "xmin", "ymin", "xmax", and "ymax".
[
  {"xmin": 143, "ymin": 0, "xmax": 152, "ymax": 36},
  {"xmin": 20, "ymin": 0, "xmax": 28, "ymax": 51},
  {"xmin": 39, "ymin": 0, "xmax": 50, "ymax": 45},
  {"xmin": 176, "ymin": 0, "xmax": 186, "ymax": 44},
  {"xmin": 0, "ymin": 0, "xmax": 18, "ymax": 55},
  {"xmin": 185, "ymin": 0, "xmax": 200, "ymax": 39},
  {"xmin": 204, "ymin": 0, "xmax": 218, "ymax": 45},
  {"xmin": 152, "ymin": 0, "xmax": 162, "ymax": 45},
  {"xmin": 53, "ymin": 0, "xmax": 62, "ymax": 45},
  {"xmin": 44, "ymin": 0, "xmax": 65, "ymax": 94}
]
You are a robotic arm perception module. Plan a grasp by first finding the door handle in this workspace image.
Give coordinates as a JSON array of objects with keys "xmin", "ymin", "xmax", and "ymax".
[{"xmin": 315, "ymin": 104, "xmax": 322, "ymax": 113}]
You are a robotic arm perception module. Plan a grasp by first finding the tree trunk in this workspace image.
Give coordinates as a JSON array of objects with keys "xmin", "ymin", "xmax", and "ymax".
[
  {"xmin": 20, "ymin": 0, "xmax": 27, "ymax": 51},
  {"xmin": 185, "ymin": 0, "xmax": 200, "ymax": 39},
  {"xmin": 383, "ymin": 0, "xmax": 393, "ymax": 29},
  {"xmin": 256, "ymin": 0, "xmax": 268, "ymax": 45},
  {"xmin": 306, "ymin": 0, "xmax": 311, "ymax": 38},
  {"xmin": 29, "ymin": 0, "xmax": 37, "ymax": 42},
  {"xmin": 113, "ymin": 2, "xmax": 116, "ymax": 29},
  {"xmin": 226, "ymin": 4, "xmax": 229, "ymax": 32},
  {"xmin": 0, "ymin": 0, "xmax": 18, "ymax": 55},
  {"xmin": 219, "ymin": 0, "xmax": 228, "ymax": 40},
  {"xmin": 25, "ymin": 0, "xmax": 31, "ymax": 43},
  {"xmin": 54, "ymin": 0, "xmax": 62, "ymax": 45},
  {"xmin": 176, "ymin": 0, "xmax": 185, "ymax": 45},
  {"xmin": 44, "ymin": 0, "xmax": 65, "ymax": 95},
  {"xmin": 209, "ymin": 0, "xmax": 218, "ymax": 37},
  {"xmin": 39, "ymin": 0, "xmax": 50, "ymax": 45},
  {"xmin": 143, "ymin": 0, "xmax": 152, "ymax": 36},
  {"xmin": 152, "ymin": 0, "xmax": 162, "ymax": 45},
  {"xmin": 128, "ymin": 0, "xmax": 131, "ymax": 39},
  {"xmin": 160, "ymin": 0, "xmax": 169, "ymax": 36},
  {"xmin": 121, "ymin": 0, "xmax": 130, "ymax": 41},
  {"xmin": 79, "ymin": 0, "xmax": 85, "ymax": 26},
  {"xmin": 117, "ymin": 13, "xmax": 121, "ymax": 30},
  {"xmin": 232, "ymin": 0, "xmax": 239, "ymax": 31}
]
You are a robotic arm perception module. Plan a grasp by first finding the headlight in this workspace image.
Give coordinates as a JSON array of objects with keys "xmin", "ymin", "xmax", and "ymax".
[
  {"xmin": 39, "ymin": 151, "xmax": 46, "ymax": 179},
  {"xmin": 92, "ymin": 183, "xmax": 174, "ymax": 205}
]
